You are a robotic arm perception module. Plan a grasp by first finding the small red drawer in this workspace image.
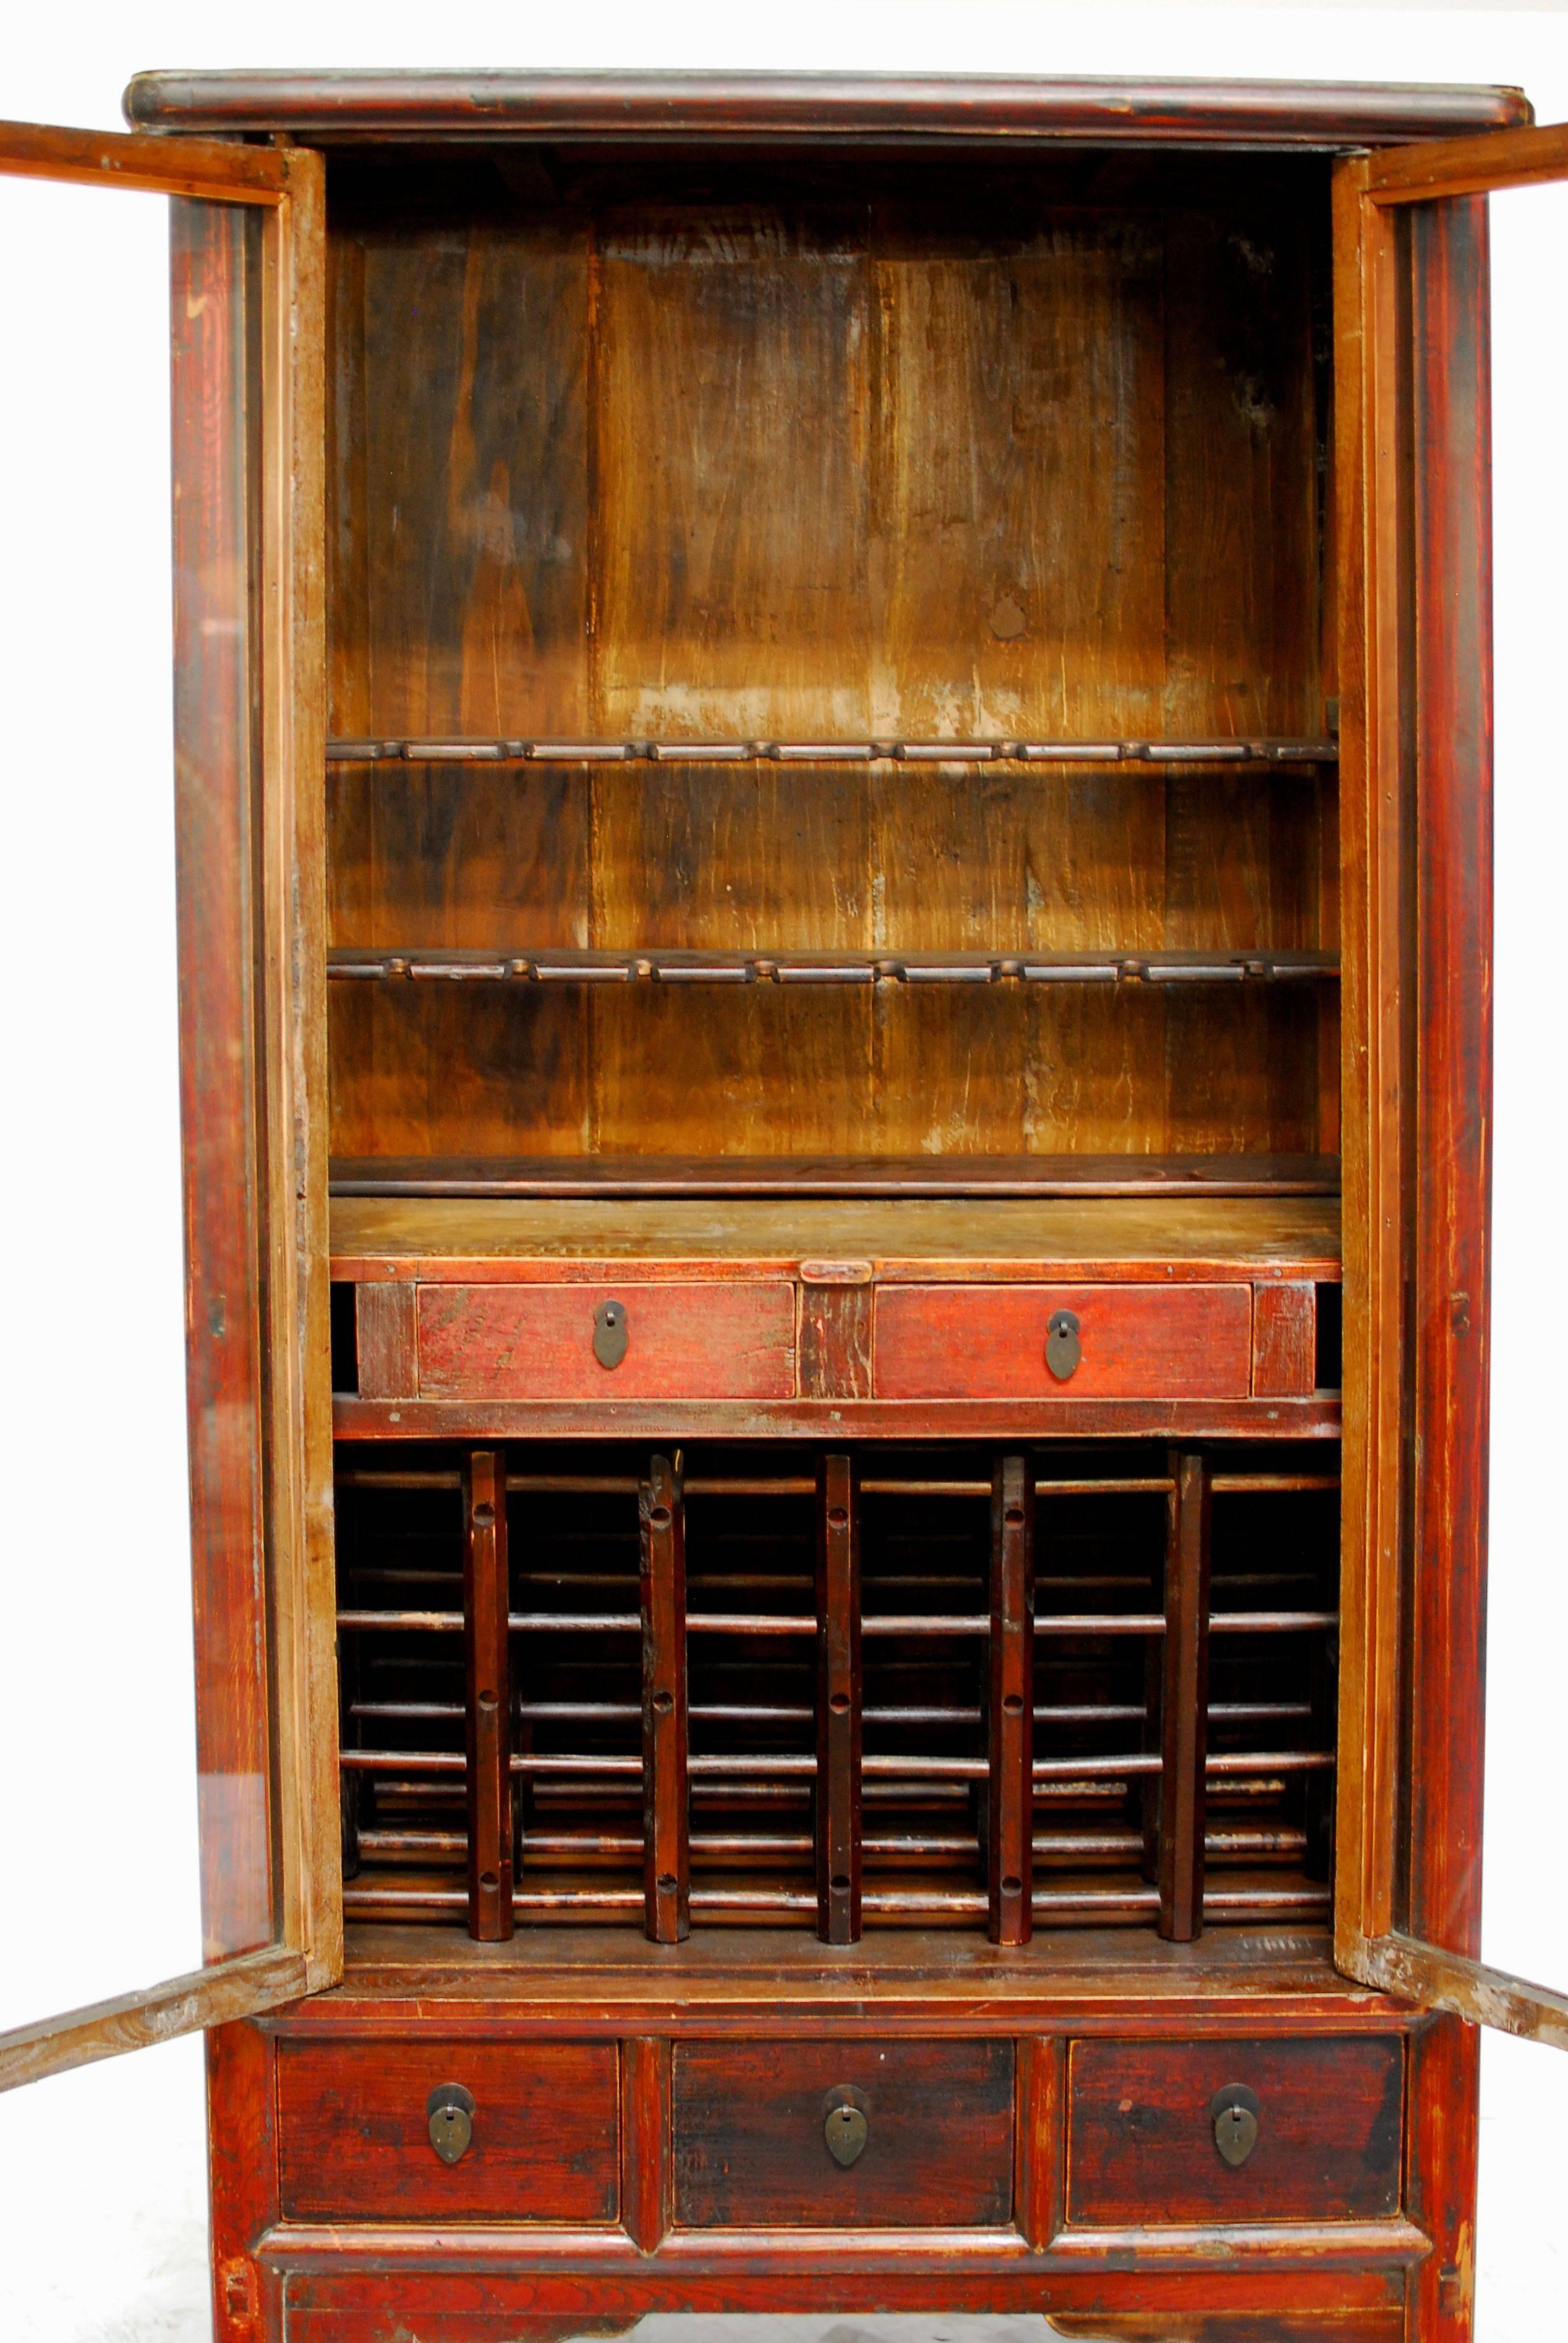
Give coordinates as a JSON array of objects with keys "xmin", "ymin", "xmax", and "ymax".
[
  {"xmin": 1067, "ymin": 2036, "xmax": 1404, "ymax": 2226},
  {"xmin": 673, "ymin": 2038, "xmax": 1015, "ymax": 2228},
  {"xmin": 874, "ymin": 1282, "xmax": 1251, "ymax": 1400},
  {"xmin": 417, "ymin": 1280, "xmax": 796, "ymax": 1400},
  {"xmin": 276, "ymin": 2039, "xmax": 620, "ymax": 2224}
]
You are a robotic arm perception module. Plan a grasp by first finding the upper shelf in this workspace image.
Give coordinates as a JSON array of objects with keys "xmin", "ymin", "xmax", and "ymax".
[
  {"xmin": 326, "ymin": 736, "xmax": 1339, "ymax": 769},
  {"xmin": 328, "ymin": 948, "xmax": 1338, "ymax": 989}
]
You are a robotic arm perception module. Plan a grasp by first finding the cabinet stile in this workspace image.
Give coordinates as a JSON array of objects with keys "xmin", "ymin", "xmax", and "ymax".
[
  {"xmin": 987, "ymin": 1454, "xmax": 1036, "ymax": 1945},
  {"xmin": 815, "ymin": 1453, "xmax": 863, "ymax": 1944},
  {"xmin": 461, "ymin": 1449, "xmax": 514, "ymax": 1940},
  {"xmin": 641, "ymin": 1454, "xmax": 690, "ymax": 1942}
]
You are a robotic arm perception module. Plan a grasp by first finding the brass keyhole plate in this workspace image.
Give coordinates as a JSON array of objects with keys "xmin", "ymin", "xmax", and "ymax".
[
  {"xmin": 594, "ymin": 1297, "xmax": 629, "ymax": 1370},
  {"xmin": 1210, "ymin": 2082, "xmax": 1261, "ymax": 2169},
  {"xmin": 822, "ymin": 2083, "xmax": 871, "ymax": 2168},
  {"xmin": 1046, "ymin": 1307, "xmax": 1081, "ymax": 1381},
  {"xmin": 825, "ymin": 2102, "xmax": 869, "ymax": 2167},
  {"xmin": 427, "ymin": 2081, "xmax": 476, "ymax": 2165}
]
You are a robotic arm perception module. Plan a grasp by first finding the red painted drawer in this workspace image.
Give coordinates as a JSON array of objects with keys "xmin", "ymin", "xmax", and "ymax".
[
  {"xmin": 276, "ymin": 2039, "xmax": 620, "ymax": 2224},
  {"xmin": 417, "ymin": 1281, "xmax": 796, "ymax": 1400},
  {"xmin": 673, "ymin": 2038, "xmax": 1015, "ymax": 2227},
  {"xmin": 874, "ymin": 1282, "xmax": 1251, "ymax": 1400},
  {"xmin": 1067, "ymin": 2036, "xmax": 1404, "ymax": 2226}
]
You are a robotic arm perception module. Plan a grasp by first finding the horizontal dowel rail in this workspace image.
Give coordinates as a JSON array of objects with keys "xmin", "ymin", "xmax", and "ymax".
[
  {"xmin": 327, "ymin": 734, "xmax": 1339, "ymax": 767},
  {"xmin": 1211, "ymin": 1473, "xmax": 1341, "ymax": 1493},
  {"xmin": 329, "ymin": 944, "xmax": 1339, "ymax": 988},
  {"xmin": 331, "ymin": 1151, "xmax": 1342, "ymax": 1200}
]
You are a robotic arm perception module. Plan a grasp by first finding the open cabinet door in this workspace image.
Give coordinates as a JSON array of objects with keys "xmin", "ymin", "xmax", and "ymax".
[
  {"xmin": 0, "ymin": 122, "xmax": 335, "ymax": 2088},
  {"xmin": 1335, "ymin": 121, "xmax": 1568, "ymax": 2047}
]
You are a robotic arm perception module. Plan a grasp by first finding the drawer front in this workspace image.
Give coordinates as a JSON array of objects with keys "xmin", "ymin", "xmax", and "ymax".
[
  {"xmin": 876, "ymin": 1282, "xmax": 1251, "ymax": 1400},
  {"xmin": 276, "ymin": 2040, "xmax": 620, "ymax": 2224},
  {"xmin": 673, "ymin": 2038, "xmax": 1014, "ymax": 2228},
  {"xmin": 1067, "ymin": 2036, "xmax": 1404, "ymax": 2226},
  {"xmin": 417, "ymin": 1281, "xmax": 796, "ymax": 1400}
]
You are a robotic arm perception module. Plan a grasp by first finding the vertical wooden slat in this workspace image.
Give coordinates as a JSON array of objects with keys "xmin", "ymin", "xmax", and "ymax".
[
  {"xmin": 815, "ymin": 1451, "xmax": 862, "ymax": 1944},
  {"xmin": 620, "ymin": 2037, "xmax": 673, "ymax": 2251},
  {"xmin": 462, "ymin": 1449, "xmax": 513, "ymax": 1942},
  {"xmin": 1014, "ymin": 2035, "xmax": 1063, "ymax": 2253},
  {"xmin": 988, "ymin": 1454, "xmax": 1034, "ymax": 1946},
  {"xmin": 641, "ymin": 1454, "xmax": 689, "ymax": 1944},
  {"xmin": 1159, "ymin": 1448, "xmax": 1212, "ymax": 1942},
  {"xmin": 1138, "ymin": 1631, "xmax": 1163, "ymax": 1887}
]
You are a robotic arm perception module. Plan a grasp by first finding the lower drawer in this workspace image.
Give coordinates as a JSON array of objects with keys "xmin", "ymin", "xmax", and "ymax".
[
  {"xmin": 276, "ymin": 2040, "xmax": 620, "ymax": 2224},
  {"xmin": 1066, "ymin": 2036, "xmax": 1404, "ymax": 2226},
  {"xmin": 874, "ymin": 1282, "xmax": 1252, "ymax": 1399},
  {"xmin": 673, "ymin": 2038, "xmax": 1014, "ymax": 2227},
  {"xmin": 417, "ymin": 1279, "xmax": 796, "ymax": 1400}
]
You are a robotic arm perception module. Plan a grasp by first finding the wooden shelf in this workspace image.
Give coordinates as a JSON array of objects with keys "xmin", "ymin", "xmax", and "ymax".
[
  {"xmin": 326, "ymin": 735, "xmax": 1339, "ymax": 767},
  {"xmin": 328, "ymin": 947, "xmax": 1339, "ymax": 989},
  {"xmin": 329, "ymin": 1190, "xmax": 1341, "ymax": 1275},
  {"xmin": 331, "ymin": 1151, "xmax": 1340, "ymax": 1200}
]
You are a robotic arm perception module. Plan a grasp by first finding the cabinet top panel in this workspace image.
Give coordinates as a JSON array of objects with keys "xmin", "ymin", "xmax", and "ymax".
[{"xmin": 122, "ymin": 70, "xmax": 1530, "ymax": 150}]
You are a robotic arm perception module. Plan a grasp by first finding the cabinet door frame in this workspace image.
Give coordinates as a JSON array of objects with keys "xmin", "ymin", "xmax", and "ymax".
[
  {"xmin": 0, "ymin": 121, "xmax": 334, "ymax": 2090},
  {"xmin": 1334, "ymin": 121, "xmax": 1568, "ymax": 2048}
]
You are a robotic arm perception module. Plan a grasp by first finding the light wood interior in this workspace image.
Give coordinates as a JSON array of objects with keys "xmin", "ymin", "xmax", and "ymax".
[{"xmin": 324, "ymin": 148, "xmax": 1339, "ymax": 1180}]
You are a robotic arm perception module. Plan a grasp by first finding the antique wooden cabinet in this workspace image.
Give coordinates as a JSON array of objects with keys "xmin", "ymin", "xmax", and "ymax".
[{"xmin": 3, "ymin": 67, "xmax": 1567, "ymax": 2343}]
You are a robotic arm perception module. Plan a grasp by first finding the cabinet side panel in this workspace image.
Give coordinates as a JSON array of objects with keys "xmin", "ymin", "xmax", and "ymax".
[{"xmin": 171, "ymin": 198, "xmax": 274, "ymax": 1959}]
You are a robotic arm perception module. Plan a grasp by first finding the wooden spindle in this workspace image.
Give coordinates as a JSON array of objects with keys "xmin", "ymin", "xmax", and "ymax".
[
  {"xmin": 641, "ymin": 1453, "xmax": 689, "ymax": 1943},
  {"xmin": 987, "ymin": 1454, "xmax": 1034, "ymax": 1945},
  {"xmin": 815, "ymin": 1452, "xmax": 862, "ymax": 1944},
  {"xmin": 462, "ymin": 1448, "xmax": 514, "ymax": 1941},
  {"xmin": 1138, "ymin": 1631, "xmax": 1162, "ymax": 1887},
  {"xmin": 1159, "ymin": 1449, "xmax": 1212, "ymax": 1941}
]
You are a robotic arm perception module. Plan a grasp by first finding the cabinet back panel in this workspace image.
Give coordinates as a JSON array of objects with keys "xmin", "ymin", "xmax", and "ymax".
[
  {"xmin": 328, "ymin": 169, "xmax": 1324, "ymax": 738},
  {"xmin": 328, "ymin": 983, "xmax": 1327, "ymax": 1160}
]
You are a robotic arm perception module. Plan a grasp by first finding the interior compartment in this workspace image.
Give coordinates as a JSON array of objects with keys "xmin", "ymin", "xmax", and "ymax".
[
  {"xmin": 323, "ymin": 147, "xmax": 1339, "ymax": 1191},
  {"xmin": 335, "ymin": 1439, "xmax": 1338, "ymax": 1940}
]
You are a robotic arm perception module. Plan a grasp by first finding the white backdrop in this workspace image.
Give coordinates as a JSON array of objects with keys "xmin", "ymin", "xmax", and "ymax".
[{"xmin": 1, "ymin": 6, "xmax": 1564, "ymax": 2337}]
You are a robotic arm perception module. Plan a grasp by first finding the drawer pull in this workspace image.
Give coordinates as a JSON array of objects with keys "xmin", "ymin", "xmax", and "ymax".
[
  {"xmin": 1211, "ymin": 2082, "xmax": 1261, "ymax": 2169},
  {"xmin": 1046, "ymin": 1307, "xmax": 1081, "ymax": 1381},
  {"xmin": 824, "ymin": 2087, "xmax": 869, "ymax": 2168},
  {"xmin": 593, "ymin": 1297, "xmax": 629, "ymax": 1370},
  {"xmin": 427, "ymin": 2082, "xmax": 476, "ymax": 2164}
]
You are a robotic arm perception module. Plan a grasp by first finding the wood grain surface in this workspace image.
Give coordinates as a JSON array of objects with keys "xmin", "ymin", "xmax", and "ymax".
[
  {"xmin": 875, "ymin": 1284, "xmax": 1252, "ymax": 1399},
  {"xmin": 417, "ymin": 1281, "xmax": 797, "ymax": 1399},
  {"xmin": 1066, "ymin": 2035, "xmax": 1403, "ymax": 2226},
  {"xmin": 322, "ymin": 166, "xmax": 1337, "ymax": 1171},
  {"xmin": 276, "ymin": 2038, "xmax": 620, "ymax": 2222},
  {"xmin": 673, "ymin": 2037, "xmax": 1015, "ymax": 2227}
]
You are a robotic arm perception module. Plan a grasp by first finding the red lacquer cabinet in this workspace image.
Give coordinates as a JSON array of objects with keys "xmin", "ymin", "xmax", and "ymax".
[{"xmin": 4, "ymin": 70, "xmax": 1567, "ymax": 2343}]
